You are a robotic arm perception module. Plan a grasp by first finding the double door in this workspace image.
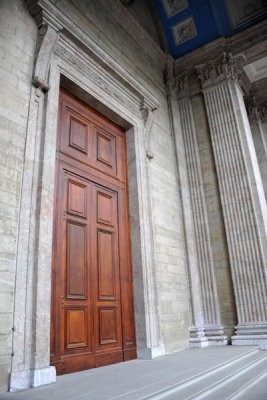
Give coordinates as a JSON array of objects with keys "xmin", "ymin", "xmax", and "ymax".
[{"xmin": 50, "ymin": 89, "xmax": 136, "ymax": 374}]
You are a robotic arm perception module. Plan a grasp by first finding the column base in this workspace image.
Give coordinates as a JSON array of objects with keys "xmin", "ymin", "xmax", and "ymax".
[
  {"xmin": 189, "ymin": 326, "xmax": 209, "ymax": 348},
  {"xmin": 205, "ymin": 325, "xmax": 228, "ymax": 346},
  {"xmin": 189, "ymin": 337, "xmax": 209, "ymax": 348},
  {"xmin": 10, "ymin": 366, "xmax": 56, "ymax": 392},
  {"xmin": 207, "ymin": 336, "xmax": 229, "ymax": 346},
  {"xmin": 232, "ymin": 335, "xmax": 267, "ymax": 347},
  {"xmin": 137, "ymin": 343, "xmax": 165, "ymax": 359},
  {"xmin": 232, "ymin": 323, "xmax": 267, "ymax": 347},
  {"xmin": 32, "ymin": 366, "xmax": 56, "ymax": 388}
]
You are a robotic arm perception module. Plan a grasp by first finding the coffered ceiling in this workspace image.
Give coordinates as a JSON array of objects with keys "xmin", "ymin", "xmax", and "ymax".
[{"xmin": 154, "ymin": 0, "xmax": 267, "ymax": 58}]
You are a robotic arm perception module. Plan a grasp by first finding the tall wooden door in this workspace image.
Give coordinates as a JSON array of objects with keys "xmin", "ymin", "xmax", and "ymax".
[{"xmin": 50, "ymin": 89, "xmax": 136, "ymax": 375}]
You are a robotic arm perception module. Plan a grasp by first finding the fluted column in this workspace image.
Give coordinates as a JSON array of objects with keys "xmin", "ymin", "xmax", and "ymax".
[
  {"xmin": 247, "ymin": 98, "xmax": 267, "ymax": 199},
  {"xmin": 196, "ymin": 52, "xmax": 267, "ymax": 346},
  {"xmin": 176, "ymin": 73, "xmax": 227, "ymax": 345},
  {"xmin": 165, "ymin": 58, "xmax": 208, "ymax": 348}
]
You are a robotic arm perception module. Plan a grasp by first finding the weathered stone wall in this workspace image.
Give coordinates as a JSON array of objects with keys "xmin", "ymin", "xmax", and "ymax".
[
  {"xmin": 0, "ymin": 0, "xmax": 37, "ymax": 392},
  {"xmin": 150, "ymin": 104, "xmax": 190, "ymax": 353}
]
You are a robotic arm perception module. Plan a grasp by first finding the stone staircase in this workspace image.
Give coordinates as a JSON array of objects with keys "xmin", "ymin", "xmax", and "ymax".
[{"xmin": 145, "ymin": 347, "xmax": 267, "ymax": 400}]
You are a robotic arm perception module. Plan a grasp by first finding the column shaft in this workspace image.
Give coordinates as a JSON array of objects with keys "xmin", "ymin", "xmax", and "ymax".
[
  {"xmin": 196, "ymin": 53, "xmax": 267, "ymax": 346},
  {"xmin": 177, "ymin": 80, "xmax": 227, "ymax": 344}
]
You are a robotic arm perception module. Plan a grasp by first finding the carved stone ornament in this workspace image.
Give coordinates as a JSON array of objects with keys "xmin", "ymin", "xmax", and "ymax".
[
  {"xmin": 140, "ymin": 99, "xmax": 155, "ymax": 160},
  {"xmin": 175, "ymin": 71, "xmax": 189, "ymax": 99},
  {"xmin": 195, "ymin": 52, "xmax": 246, "ymax": 89},
  {"xmin": 261, "ymin": 105, "xmax": 267, "ymax": 123},
  {"xmin": 246, "ymin": 97, "xmax": 267, "ymax": 122},
  {"xmin": 164, "ymin": 56, "xmax": 175, "ymax": 97},
  {"xmin": 25, "ymin": 0, "xmax": 63, "ymax": 93}
]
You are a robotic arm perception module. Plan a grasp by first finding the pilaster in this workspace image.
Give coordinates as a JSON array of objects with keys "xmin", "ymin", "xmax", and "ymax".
[
  {"xmin": 176, "ymin": 72, "xmax": 227, "ymax": 345},
  {"xmin": 196, "ymin": 52, "xmax": 267, "ymax": 346},
  {"xmin": 165, "ymin": 59, "xmax": 208, "ymax": 348}
]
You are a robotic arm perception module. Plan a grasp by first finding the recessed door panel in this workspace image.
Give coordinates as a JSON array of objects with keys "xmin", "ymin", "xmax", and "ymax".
[
  {"xmin": 67, "ymin": 179, "xmax": 87, "ymax": 218},
  {"xmin": 99, "ymin": 307, "xmax": 118, "ymax": 345},
  {"xmin": 65, "ymin": 307, "xmax": 88, "ymax": 349},
  {"xmin": 97, "ymin": 229, "xmax": 115, "ymax": 300},
  {"xmin": 66, "ymin": 221, "xmax": 87, "ymax": 299}
]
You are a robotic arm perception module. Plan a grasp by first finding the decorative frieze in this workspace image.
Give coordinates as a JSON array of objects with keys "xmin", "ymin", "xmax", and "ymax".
[
  {"xmin": 175, "ymin": 72, "xmax": 227, "ymax": 345},
  {"xmin": 197, "ymin": 53, "xmax": 267, "ymax": 346}
]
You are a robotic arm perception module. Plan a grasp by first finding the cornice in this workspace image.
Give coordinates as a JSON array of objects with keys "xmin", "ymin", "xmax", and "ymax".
[
  {"xmin": 26, "ymin": 0, "xmax": 162, "ymax": 110},
  {"xmin": 174, "ymin": 19, "xmax": 267, "ymax": 76}
]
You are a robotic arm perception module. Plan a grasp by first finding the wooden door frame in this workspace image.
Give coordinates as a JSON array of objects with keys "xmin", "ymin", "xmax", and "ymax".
[{"xmin": 10, "ymin": 14, "xmax": 164, "ymax": 391}]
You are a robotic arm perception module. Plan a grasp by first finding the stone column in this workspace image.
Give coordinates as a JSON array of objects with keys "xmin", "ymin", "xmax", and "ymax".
[
  {"xmin": 196, "ymin": 52, "xmax": 267, "ymax": 346},
  {"xmin": 165, "ymin": 59, "xmax": 208, "ymax": 348},
  {"xmin": 247, "ymin": 98, "xmax": 267, "ymax": 199},
  {"xmin": 176, "ymin": 73, "xmax": 227, "ymax": 345}
]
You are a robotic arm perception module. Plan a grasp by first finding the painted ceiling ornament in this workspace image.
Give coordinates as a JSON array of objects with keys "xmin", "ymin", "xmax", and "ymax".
[
  {"xmin": 195, "ymin": 52, "xmax": 246, "ymax": 88},
  {"xmin": 171, "ymin": 16, "xmax": 197, "ymax": 46},
  {"xmin": 162, "ymin": 0, "xmax": 188, "ymax": 18}
]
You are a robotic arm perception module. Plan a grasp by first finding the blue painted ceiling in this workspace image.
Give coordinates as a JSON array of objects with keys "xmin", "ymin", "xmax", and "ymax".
[{"xmin": 154, "ymin": 0, "xmax": 267, "ymax": 58}]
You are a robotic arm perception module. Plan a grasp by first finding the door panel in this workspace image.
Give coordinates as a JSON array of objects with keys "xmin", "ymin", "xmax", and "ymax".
[{"xmin": 51, "ymin": 88, "xmax": 136, "ymax": 375}]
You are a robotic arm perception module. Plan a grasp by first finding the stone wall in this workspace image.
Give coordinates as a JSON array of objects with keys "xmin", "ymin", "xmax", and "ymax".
[
  {"xmin": 0, "ymin": 0, "xmax": 37, "ymax": 392},
  {"xmin": 0, "ymin": 0, "xmax": 190, "ymax": 392}
]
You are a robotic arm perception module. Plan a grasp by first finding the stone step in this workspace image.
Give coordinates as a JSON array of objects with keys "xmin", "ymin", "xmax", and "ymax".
[
  {"xmin": 187, "ymin": 351, "xmax": 267, "ymax": 400},
  {"xmin": 143, "ymin": 347, "xmax": 266, "ymax": 400},
  {"xmin": 229, "ymin": 367, "xmax": 267, "ymax": 400}
]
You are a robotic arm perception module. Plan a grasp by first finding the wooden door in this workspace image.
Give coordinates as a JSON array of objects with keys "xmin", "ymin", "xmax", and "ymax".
[{"xmin": 50, "ymin": 89, "xmax": 136, "ymax": 375}]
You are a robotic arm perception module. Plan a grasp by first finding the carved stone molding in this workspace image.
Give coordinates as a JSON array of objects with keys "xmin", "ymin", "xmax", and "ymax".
[
  {"xmin": 247, "ymin": 97, "xmax": 267, "ymax": 122},
  {"xmin": 140, "ymin": 99, "xmax": 156, "ymax": 160},
  {"xmin": 25, "ymin": 0, "xmax": 161, "ymax": 109},
  {"xmin": 261, "ymin": 105, "xmax": 267, "ymax": 123},
  {"xmin": 164, "ymin": 56, "xmax": 176, "ymax": 98},
  {"xmin": 195, "ymin": 52, "xmax": 246, "ymax": 89},
  {"xmin": 26, "ymin": 0, "xmax": 62, "ymax": 93},
  {"xmin": 175, "ymin": 71, "xmax": 190, "ymax": 99}
]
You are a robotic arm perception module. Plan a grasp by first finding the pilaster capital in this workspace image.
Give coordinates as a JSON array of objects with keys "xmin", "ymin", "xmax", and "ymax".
[
  {"xmin": 175, "ymin": 71, "xmax": 190, "ymax": 100},
  {"xmin": 261, "ymin": 105, "xmax": 267, "ymax": 123},
  {"xmin": 195, "ymin": 51, "xmax": 246, "ymax": 89},
  {"xmin": 164, "ymin": 56, "xmax": 176, "ymax": 98},
  {"xmin": 246, "ymin": 96, "xmax": 261, "ymax": 121},
  {"xmin": 246, "ymin": 97, "xmax": 267, "ymax": 123}
]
